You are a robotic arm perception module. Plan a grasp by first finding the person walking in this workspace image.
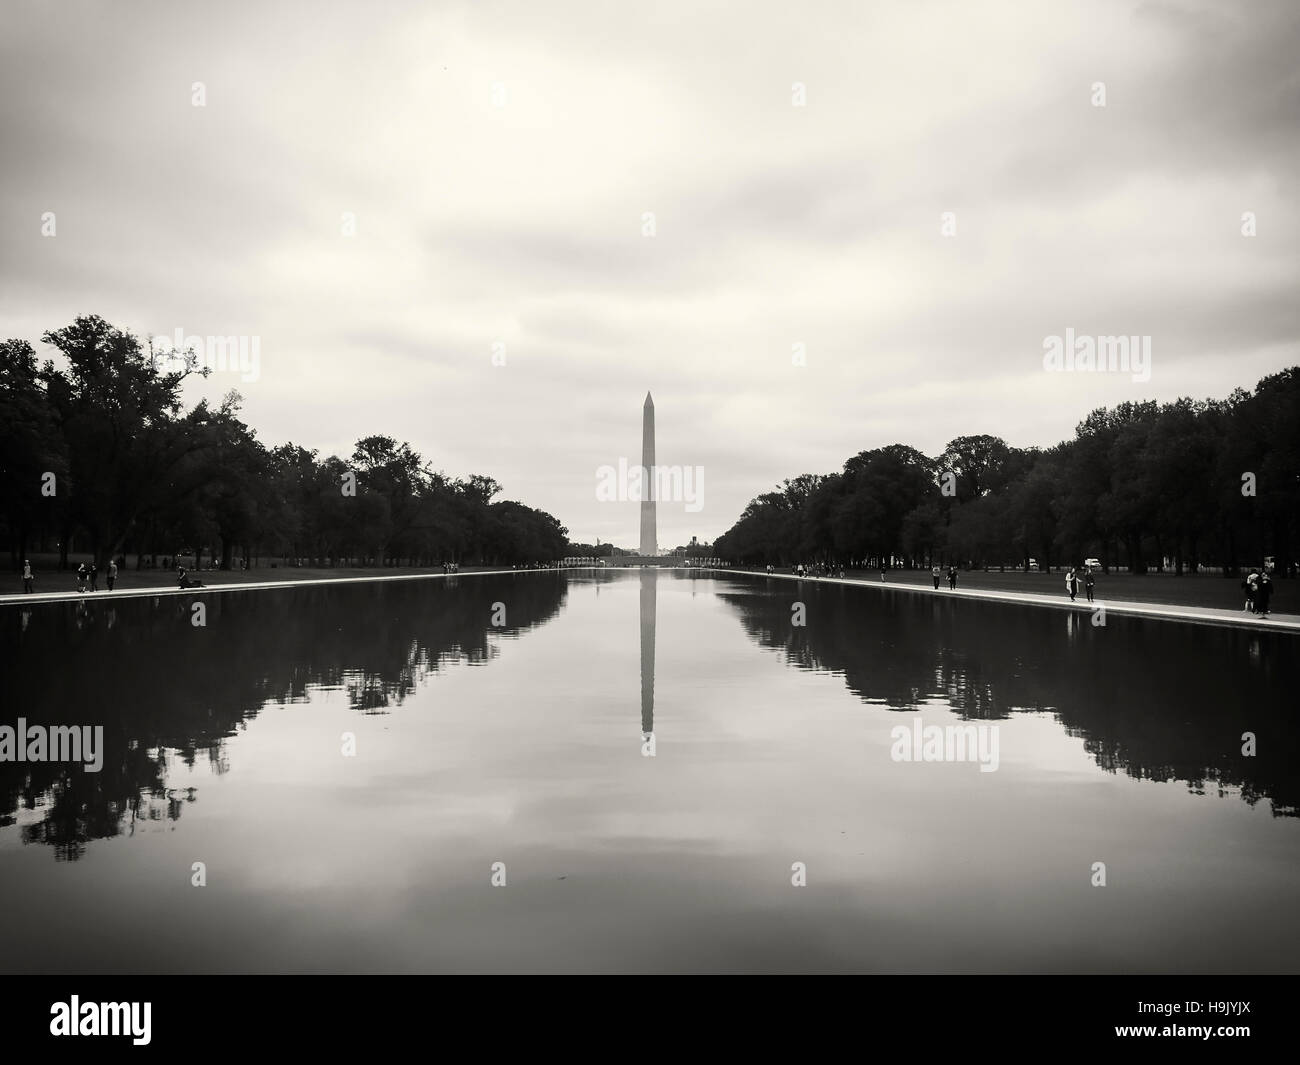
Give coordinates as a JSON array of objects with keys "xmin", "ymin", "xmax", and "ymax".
[
  {"xmin": 1256, "ymin": 572, "xmax": 1273, "ymax": 618},
  {"xmin": 1244, "ymin": 570, "xmax": 1259, "ymax": 613},
  {"xmin": 880, "ymin": 559, "xmax": 887, "ymax": 582},
  {"xmin": 76, "ymin": 562, "xmax": 88, "ymax": 593},
  {"xmin": 932, "ymin": 564, "xmax": 941, "ymax": 590},
  {"xmin": 22, "ymin": 559, "xmax": 35, "ymax": 594},
  {"xmin": 88, "ymin": 561, "xmax": 98, "ymax": 592},
  {"xmin": 1066, "ymin": 567, "xmax": 1078, "ymax": 601},
  {"xmin": 947, "ymin": 565, "xmax": 957, "ymax": 590},
  {"xmin": 107, "ymin": 559, "xmax": 117, "ymax": 591},
  {"xmin": 1084, "ymin": 568, "xmax": 1095, "ymax": 603}
]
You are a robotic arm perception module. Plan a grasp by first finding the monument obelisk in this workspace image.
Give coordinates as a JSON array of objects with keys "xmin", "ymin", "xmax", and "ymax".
[{"xmin": 639, "ymin": 391, "xmax": 657, "ymax": 556}]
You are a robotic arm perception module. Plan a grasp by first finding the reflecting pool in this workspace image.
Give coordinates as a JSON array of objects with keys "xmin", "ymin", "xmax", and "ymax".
[{"xmin": 1, "ymin": 570, "xmax": 1297, "ymax": 973}]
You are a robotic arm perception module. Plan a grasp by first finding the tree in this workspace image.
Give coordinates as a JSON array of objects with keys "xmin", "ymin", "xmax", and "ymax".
[
  {"xmin": 0, "ymin": 339, "xmax": 65, "ymax": 565},
  {"xmin": 38, "ymin": 315, "xmax": 208, "ymax": 567}
]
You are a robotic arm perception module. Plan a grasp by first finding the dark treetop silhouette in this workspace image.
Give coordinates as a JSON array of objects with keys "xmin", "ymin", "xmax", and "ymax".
[
  {"xmin": 714, "ymin": 369, "xmax": 1300, "ymax": 578},
  {"xmin": 1, "ymin": 316, "xmax": 570, "ymax": 572}
]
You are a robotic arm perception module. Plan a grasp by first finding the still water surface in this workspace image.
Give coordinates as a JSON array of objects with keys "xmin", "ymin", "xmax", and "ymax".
[{"xmin": 1, "ymin": 570, "xmax": 1297, "ymax": 972}]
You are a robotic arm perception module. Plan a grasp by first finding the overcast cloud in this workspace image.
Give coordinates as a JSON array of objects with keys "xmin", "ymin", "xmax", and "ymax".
[{"xmin": 2, "ymin": 0, "xmax": 1297, "ymax": 548}]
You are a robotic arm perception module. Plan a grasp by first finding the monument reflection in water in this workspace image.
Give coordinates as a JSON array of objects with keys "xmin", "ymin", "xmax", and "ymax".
[{"xmin": 641, "ymin": 569, "xmax": 655, "ymax": 745}]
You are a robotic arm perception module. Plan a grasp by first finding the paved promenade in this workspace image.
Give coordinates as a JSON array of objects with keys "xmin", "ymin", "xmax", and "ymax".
[
  {"xmin": 708, "ymin": 568, "xmax": 1300, "ymax": 633},
  {"xmin": 3, "ymin": 565, "xmax": 1296, "ymax": 633},
  {"xmin": 0, "ymin": 568, "xmax": 522, "ymax": 607}
]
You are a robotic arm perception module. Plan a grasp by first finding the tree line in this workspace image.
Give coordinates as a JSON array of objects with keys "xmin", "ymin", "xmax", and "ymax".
[
  {"xmin": 715, "ymin": 368, "xmax": 1300, "ymax": 576},
  {"xmin": 1, "ymin": 315, "xmax": 570, "ymax": 570}
]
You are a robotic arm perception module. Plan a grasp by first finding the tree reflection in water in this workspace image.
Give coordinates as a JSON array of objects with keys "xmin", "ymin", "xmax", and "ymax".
[
  {"xmin": 712, "ymin": 577, "xmax": 1299, "ymax": 817},
  {"xmin": 0, "ymin": 574, "xmax": 568, "ymax": 859}
]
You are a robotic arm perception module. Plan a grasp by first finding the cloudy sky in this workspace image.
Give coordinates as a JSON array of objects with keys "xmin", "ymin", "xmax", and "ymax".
[{"xmin": 2, "ymin": 0, "xmax": 1297, "ymax": 548}]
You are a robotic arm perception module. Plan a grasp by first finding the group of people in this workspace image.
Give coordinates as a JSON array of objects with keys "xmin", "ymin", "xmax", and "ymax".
[
  {"xmin": 1242, "ymin": 569, "xmax": 1274, "ymax": 617},
  {"xmin": 17, "ymin": 557, "xmax": 140, "ymax": 595},
  {"xmin": 77, "ymin": 560, "xmax": 119, "ymax": 593},
  {"xmin": 1064, "ymin": 566, "xmax": 1097, "ymax": 603},
  {"xmin": 930, "ymin": 565, "xmax": 959, "ymax": 590},
  {"xmin": 18, "ymin": 559, "xmax": 124, "ymax": 594},
  {"xmin": 780, "ymin": 562, "xmax": 847, "ymax": 579}
]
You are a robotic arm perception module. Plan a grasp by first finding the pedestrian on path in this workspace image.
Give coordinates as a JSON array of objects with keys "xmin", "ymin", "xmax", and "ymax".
[
  {"xmin": 1084, "ymin": 568, "xmax": 1095, "ymax": 603},
  {"xmin": 89, "ymin": 562, "xmax": 98, "ymax": 592},
  {"xmin": 76, "ymin": 562, "xmax": 87, "ymax": 593},
  {"xmin": 1066, "ymin": 567, "xmax": 1078, "ymax": 601},
  {"xmin": 947, "ymin": 565, "xmax": 958, "ymax": 590},
  {"xmin": 1243, "ymin": 571, "xmax": 1258, "ymax": 613},
  {"xmin": 932, "ymin": 564, "xmax": 941, "ymax": 589},
  {"xmin": 22, "ymin": 559, "xmax": 35, "ymax": 593},
  {"xmin": 1256, "ymin": 573, "xmax": 1273, "ymax": 618},
  {"xmin": 880, "ymin": 560, "xmax": 887, "ymax": 582},
  {"xmin": 107, "ymin": 559, "xmax": 117, "ymax": 591}
]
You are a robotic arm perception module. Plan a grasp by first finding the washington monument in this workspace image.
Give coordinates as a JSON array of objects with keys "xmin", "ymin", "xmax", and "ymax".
[{"xmin": 639, "ymin": 391, "xmax": 657, "ymax": 556}]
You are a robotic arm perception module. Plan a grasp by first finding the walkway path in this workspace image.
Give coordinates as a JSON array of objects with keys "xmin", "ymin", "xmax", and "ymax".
[
  {"xmin": 5, "ymin": 565, "xmax": 1296, "ymax": 634},
  {"xmin": 705, "ymin": 568, "xmax": 1300, "ymax": 634},
  {"xmin": 0, "ymin": 568, "xmax": 524, "ymax": 607}
]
